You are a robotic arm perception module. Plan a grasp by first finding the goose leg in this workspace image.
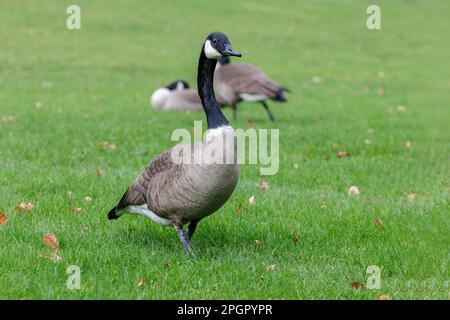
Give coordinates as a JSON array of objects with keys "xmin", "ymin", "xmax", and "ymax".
[
  {"xmin": 261, "ymin": 101, "xmax": 275, "ymax": 121},
  {"xmin": 231, "ymin": 103, "xmax": 237, "ymax": 120},
  {"xmin": 188, "ymin": 219, "xmax": 200, "ymax": 241},
  {"xmin": 174, "ymin": 223, "xmax": 196, "ymax": 257}
]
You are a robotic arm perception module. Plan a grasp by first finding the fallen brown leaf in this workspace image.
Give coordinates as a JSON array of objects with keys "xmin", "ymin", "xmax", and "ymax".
[
  {"xmin": 348, "ymin": 186, "xmax": 360, "ymax": 196},
  {"xmin": 375, "ymin": 217, "xmax": 383, "ymax": 227},
  {"xmin": 16, "ymin": 202, "xmax": 35, "ymax": 212},
  {"xmin": 264, "ymin": 264, "xmax": 277, "ymax": 271},
  {"xmin": 164, "ymin": 262, "xmax": 172, "ymax": 269},
  {"xmin": 96, "ymin": 168, "xmax": 103, "ymax": 176},
  {"xmin": 0, "ymin": 212, "xmax": 8, "ymax": 225},
  {"xmin": 246, "ymin": 119, "xmax": 253, "ymax": 126},
  {"xmin": 100, "ymin": 141, "xmax": 117, "ymax": 150},
  {"xmin": 137, "ymin": 278, "xmax": 145, "ymax": 287},
  {"xmin": 67, "ymin": 191, "xmax": 74, "ymax": 198},
  {"xmin": 403, "ymin": 141, "xmax": 412, "ymax": 149},
  {"xmin": 84, "ymin": 196, "xmax": 92, "ymax": 203},
  {"xmin": 351, "ymin": 281, "xmax": 366, "ymax": 289},
  {"xmin": 42, "ymin": 233, "xmax": 59, "ymax": 250},
  {"xmin": 235, "ymin": 203, "xmax": 243, "ymax": 213},
  {"xmin": 320, "ymin": 204, "xmax": 327, "ymax": 209},
  {"xmin": 378, "ymin": 295, "xmax": 390, "ymax": 300},
  {"xmin": 256, "ymin": 181, "xmax": 269, "ymax": 192},
  {"xmin": 407, "ymin": 193, "xmax": 416, "ymax": 201},
  {"xmin": 336, "ymin": 151, "xmax": 349, "ymax": 158},
  {"xmin": 248, "ymin": 195, "xmax": 256, "ymax": 206},
  {"xmin": 73, "ymin": 207, "xmax": 82, "ymax": 214}
]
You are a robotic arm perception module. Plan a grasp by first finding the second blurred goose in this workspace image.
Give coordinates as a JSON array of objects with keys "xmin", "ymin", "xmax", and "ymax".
[
  {"xmin": 214, "ymin": 56, "xmax": 289, "ymax": 121},
  {"xmin": 151, "ymin": 80, "xmax": 227, "ymax": 112}
]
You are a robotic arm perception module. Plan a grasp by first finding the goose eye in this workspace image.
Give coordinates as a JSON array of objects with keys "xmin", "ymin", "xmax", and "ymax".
[{"xmin": 213, "ymin": 39, "xmax": 218, "ymax": 44}]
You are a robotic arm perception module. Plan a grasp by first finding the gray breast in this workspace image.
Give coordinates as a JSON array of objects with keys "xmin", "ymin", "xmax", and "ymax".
[{"xmin": 146, "ymin": 128, "xmax": 240, "ymax": 224}]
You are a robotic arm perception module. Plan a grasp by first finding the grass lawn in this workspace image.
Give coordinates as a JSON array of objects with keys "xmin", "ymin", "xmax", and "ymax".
[{"xmin": 0, "ymin": 0, "xmax": 449, "ymax": 299}]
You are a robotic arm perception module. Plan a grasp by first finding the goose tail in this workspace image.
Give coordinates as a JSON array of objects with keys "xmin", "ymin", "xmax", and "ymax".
[
  {"xmin": 107, "ymin": 206, "xmax": 120, "ymax": 220},
  {"xmin": 272, "ymin": 87, "xmax": 290, "ymax": 103}
]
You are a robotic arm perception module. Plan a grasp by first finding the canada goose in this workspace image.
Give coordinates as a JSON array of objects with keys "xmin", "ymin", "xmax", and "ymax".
[
  {"xmin": 108, "ymin": 32, "xmax": 242, "ymax": 257},
  {"xmin": 151, "ymin": 80, "xmax": 228, "ymax": 111},
  {"xmin": 214, "ymin": 56, "xmax": 289, "ymax": 121},
  {"xmin": 150, "ymin": 79, "xmax": 203, "ymax": 111}
]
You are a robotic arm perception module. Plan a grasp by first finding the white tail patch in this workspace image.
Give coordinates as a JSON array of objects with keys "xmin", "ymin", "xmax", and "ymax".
[
  {"xmin": 239, "ymin": 93, "xmax": 267, "ymax": 102},
  {"xmin": 126, "ymin": 204, "xmax": 172, "ymax": 226}
]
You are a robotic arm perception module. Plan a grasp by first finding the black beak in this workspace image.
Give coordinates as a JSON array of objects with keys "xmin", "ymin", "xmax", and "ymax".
[{"xmin": 222, "ymin": 43, "xmax": 242, "ymax": 57}]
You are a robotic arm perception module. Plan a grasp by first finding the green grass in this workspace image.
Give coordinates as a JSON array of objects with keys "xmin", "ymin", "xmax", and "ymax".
[{"xmin": 0, "ymin": 0, "xmax": 449, "ymax": 299}]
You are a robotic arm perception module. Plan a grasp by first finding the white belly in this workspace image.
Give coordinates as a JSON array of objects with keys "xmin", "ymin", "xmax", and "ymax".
[
  {"xmin": 127, "ymin": 204, "xmax": 172, "ymax": 226},
  {"xmin": 239, "ymin": 93, "xmax": 267, "ymax": 102}
]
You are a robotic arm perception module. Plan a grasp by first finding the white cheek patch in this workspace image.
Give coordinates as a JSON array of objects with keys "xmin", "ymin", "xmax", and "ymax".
[
  {"xmin": 176, "ymin": 81, "xmax": 185, "ymax": 91},
  {"xmin": 204, "ymin": 40, "xmax": 222, "ymax": 59}
]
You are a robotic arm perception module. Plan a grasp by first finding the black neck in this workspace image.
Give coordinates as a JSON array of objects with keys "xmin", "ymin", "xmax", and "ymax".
[{"xmin": 197, "ymin": 47, "xmax": 229, "ymax": 129}]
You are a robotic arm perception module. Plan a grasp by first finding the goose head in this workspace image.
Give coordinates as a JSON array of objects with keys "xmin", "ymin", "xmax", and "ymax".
[
  {"xmin": 166, "ymin": 80, "xmax": 190, "ymax": 91},
  {"xmin": 203, "ymin": 32, "xmax": 241, "ymax": 60},
  {"xmin": 151, "ymin": 80, "xmax": 191, "ymax": 109}
]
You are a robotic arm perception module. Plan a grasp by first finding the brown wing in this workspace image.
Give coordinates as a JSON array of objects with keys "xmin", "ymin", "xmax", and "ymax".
[
  {"xmin": 172, "ymin": 90, "xmax": 202, "ymax": 105},
  {"xmin": 108, "ymin": 148, "xmax": 177, "ymax": 218},
  {"xmin": 218, "ymin": 63, "xmax": 281, "ymax": 98}
]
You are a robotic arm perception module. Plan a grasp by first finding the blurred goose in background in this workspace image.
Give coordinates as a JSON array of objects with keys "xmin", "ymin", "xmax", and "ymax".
[
  {"xmin": 151, "ymin": 79, "xmax": 227, "ymax": 111},
  {"xmin": 214, "ymin": 56, "xmax": 289, "ymax": 121},
  {"xmin": 150, "ymin": 79, "xmax": 203, "ymax": 111},
  {"xmin": 109, "ymin": 32, "xmax": 242, "ymax": 257}
]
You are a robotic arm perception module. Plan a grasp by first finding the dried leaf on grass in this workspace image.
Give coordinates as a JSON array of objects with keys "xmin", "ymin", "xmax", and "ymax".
[
  {"xmin": 0, "ymin": 212, "xmax": 8, "ymax": 225},
  {"xmin": 375, "ymin": 217, "xmax": 383, "ymax": 227},
  {"xmin": 336, "ymin": 151, "xmax": 349, "ymax": 158},
  {"xmin": 264, "ymin": 264, "xmax": 277, "ymax": 271},
  {"xmin": 256, "ymin": 181, "xmax": 269, "ymax": 191},
  {"xmin": 348, "ymin": 186, "xmax": 360, "ymax": 196},
  {"xmin": 137, "ymin": 278, "xmax": 145, "ymax": 288},
  {"xmin": 16, "ymin": 202, "xmax": 35, "ymax": 212},
  {"xmin": 100, "ymin": 141, "xmax": 117, "ymax": 150},
  {"xmin": 42, "ymin": 233, "xmax": 59, "ymax": 250},
  {"xmin": 351, "ymin": 281, "xmax": 366, "ymax": 289}
]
